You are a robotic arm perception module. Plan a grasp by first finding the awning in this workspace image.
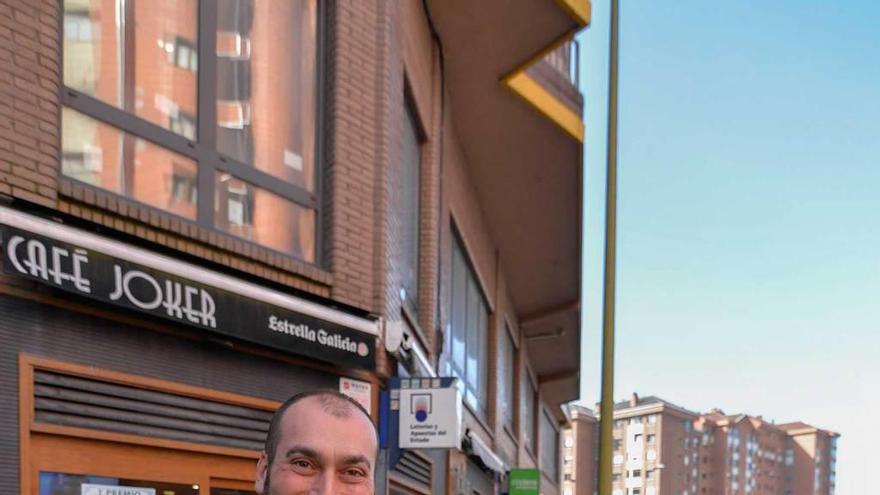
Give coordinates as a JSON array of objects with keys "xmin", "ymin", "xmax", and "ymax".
[{"xmin": 465, "ymin": 430, "xmax": 507, "ymax": 477}]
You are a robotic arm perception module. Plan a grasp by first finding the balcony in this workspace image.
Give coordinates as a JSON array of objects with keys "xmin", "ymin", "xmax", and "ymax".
[{"xmin": 527, "ymin": 40, "xmax": 583, "ymax": 114}]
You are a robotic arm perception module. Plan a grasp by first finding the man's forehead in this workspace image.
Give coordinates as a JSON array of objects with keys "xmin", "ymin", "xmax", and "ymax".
[{"xmin": 278, "ymin": 396, "xmax": 377, "ymax": 449}]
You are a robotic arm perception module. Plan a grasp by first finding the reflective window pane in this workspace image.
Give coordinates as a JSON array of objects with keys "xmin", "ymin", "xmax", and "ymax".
[
  {"xmin": 216, "ymin": 0, "xmax": 317, "ymax": 191},
  {"xmin": 400, "ymin": 103, "xmax": 421, "ymax": 307},
  {"xmin": 62, "ymin": 0, "xmax": 198, "ymax": 137},
  {"xmin": 500, "ymin": 327, "xmax": 515, "ymax": 429},
  {"xmin": 214, "ymin": 173, "xmax": 315, "ymax": 261},
  {"xmin": 62, "ymin": 107, "xmax": 198, "ymax": 220},
  {"xmin": 522, "ymin": 375, "xmax": 537, "ymax": 452},
  {"xmin": 40, "ymin": 471, "xmax": 199, "ymax": 495}
]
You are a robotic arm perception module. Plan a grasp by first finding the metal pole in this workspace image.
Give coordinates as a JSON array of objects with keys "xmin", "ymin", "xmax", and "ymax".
[{"xmin": 597, "ymin": 0, "xmax": 620, "ymax": 494}]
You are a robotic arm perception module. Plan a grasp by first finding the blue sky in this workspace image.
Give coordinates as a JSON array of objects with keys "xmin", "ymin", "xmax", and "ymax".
[{"xmin": 577, "ymin": 1, "xmax": 880, "ymax": 493}]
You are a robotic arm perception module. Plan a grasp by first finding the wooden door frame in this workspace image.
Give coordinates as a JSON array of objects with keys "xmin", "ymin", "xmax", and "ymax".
[{"xmin": 19, "ymin": 354, "xmax": 270, "ymax": 495}]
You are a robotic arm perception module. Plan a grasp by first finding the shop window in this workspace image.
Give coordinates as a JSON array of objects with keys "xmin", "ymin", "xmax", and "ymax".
[
  {"xmin": 61, "ymin": 0, "xmax": 321, "ymax": 262},
  {"xmin": 448, "ymin": 234, "xmax": 489, "ymax": 415},
  {"xmin": 41, "ymin": 472, "xmax": 199, "ymax": 495},
  {"xmin": 400, "ymin": 101, "xmax": 422, "ymax": 311}
]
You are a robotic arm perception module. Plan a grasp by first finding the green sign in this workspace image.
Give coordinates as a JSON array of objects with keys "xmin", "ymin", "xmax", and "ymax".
[{"xmin": 508, "ymin": 469, "xmax": 540, "ymax": 495}]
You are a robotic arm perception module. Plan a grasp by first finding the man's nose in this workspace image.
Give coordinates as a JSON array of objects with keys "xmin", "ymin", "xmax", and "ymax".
[{"xmin": 310, "ymin": 471, "xmax": 337, "ymax": 494}]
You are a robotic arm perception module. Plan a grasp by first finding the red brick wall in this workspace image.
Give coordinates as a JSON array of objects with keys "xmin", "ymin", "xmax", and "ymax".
[{"xmin": 0, "ymin": 0, "xmax": 60, "ymax": 208}]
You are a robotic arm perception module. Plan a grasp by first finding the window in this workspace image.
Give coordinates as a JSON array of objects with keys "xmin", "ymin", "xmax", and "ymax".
[
  {"xmin": 540, "ymin": 409, "xmax": 559, "ymax": 482},
  {"xmin": 63, "ymin": 10, "xmax": 93, "ymax": 42},
  {"xmin": 648, "ymin": 414, "xmax": 657, "ymax": 425},
  {"xmin": 448, "ymin": 235, "xmax": 489, "ymax": 414},
  {"xmin": 646, "ymin": 470, "xmax": 655, "ymax": 481},
  {"xmin": 522, "ymin": 371, "xmax": 538, "ymax": 453},
  {"xmin": 400, "ymin": 102, "xmax": 422, "ymax": 309},
  {"xmin": 62, "ymin": 108, "xmax": 198, "ymax": 221},
  {"xmin": 647, "ymin": 434, "xmax": 656, "ymax": 444},
  {"xmin": 614, "ymin": 438, "xmax": 623, "ymax": 450},
  {"xmin": 61, "ymin": 0, "xmax": 320, "ymax": 262},
  {"xmin": 214, "ymin": 173, "xmax": 315, "ymax": 260},
  {"xmin": 499, "ymin": 325, "xmax": 516, "ymax": 432},
  {"xmin": 167, "ymin": 36, "xmax": 198, "ymax": 72}
]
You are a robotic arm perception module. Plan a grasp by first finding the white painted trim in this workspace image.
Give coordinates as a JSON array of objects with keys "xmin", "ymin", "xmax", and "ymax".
[{"xmin": 0, "ymin": 206, "xmax": 380, "ymax": 336}]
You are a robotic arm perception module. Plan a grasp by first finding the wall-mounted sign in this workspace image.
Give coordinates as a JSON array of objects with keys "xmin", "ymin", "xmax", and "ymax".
[
  {"xmin": 508, "ymin": 469, "xmax": 540, "ymax": 495},
  {"xmin": 340, "ymin": 377, "xmax": 372, "ymax": 412},
  {"xmin": 1, "ymin": 225, "xmax": 376, "ymax": 370},
  {"xmin": 395, "ymin": 378, "xmax": 462, "ymax": 449},
  {"xmin": 81, "ymin": 484, "xmax": 156, "ymax": 495}
]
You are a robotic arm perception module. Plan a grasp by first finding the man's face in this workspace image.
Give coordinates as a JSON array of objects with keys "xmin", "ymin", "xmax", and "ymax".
[{"xmin": 255, "ymin": 396, "xmax": 377, "ymax": 495}]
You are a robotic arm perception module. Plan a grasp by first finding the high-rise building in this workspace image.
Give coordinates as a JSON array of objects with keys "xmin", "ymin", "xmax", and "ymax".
[
  {"xmin": 0, "ymin": 0, "xmax": 590, "ymax": 494},
  {"xmin": 696, "ymin": 411, "xmax": 789, "ymax": 495},
  {"xmin": 571, "ymin": 396, "xmax": 839, "ymax": 495},
  {"xmin": 778, "ymin": 422, "xmax": 839, "ymax": 495},
  {"xmin": 600, "ymin": 394, "xmax": 703, "ymax": 495},
  {"xmin": 562, "ymin": 403, "xmax": 599, "ymax": 495}
]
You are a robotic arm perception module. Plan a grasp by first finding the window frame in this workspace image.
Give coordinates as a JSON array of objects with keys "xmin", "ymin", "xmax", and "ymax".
[
  {"xmin": 400, "ymin": 90, "xmax": 425, "ymax": 314},
  {"xmin": 498, "ymin": 319, "xmax": 518, "ymax": 437},
  {"xmin": 521, "ymin": 363, "xmax": 539, "ymax": 457},
  {"xmin": 59, "ymin": 0, "xmax": 326, "ymax": 266},
  {"xmin": 540, "ymin": 405, "xmax": 560, "ymax": 485},
  {"xmin": 446, "ymin": 228, "xmax": 490, "ymax": 418}
]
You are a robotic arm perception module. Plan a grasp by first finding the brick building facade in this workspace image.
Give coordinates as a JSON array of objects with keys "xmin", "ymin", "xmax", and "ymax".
[
  {"xmin": 0, "ymin": 1, "xmax": 590, "ymax": 494},
  {"xmin": 569, "ymin": 396, "xmax": 839, "ymax": 495}
]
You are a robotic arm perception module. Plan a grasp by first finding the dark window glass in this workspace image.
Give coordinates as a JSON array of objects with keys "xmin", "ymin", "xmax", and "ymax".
[
  {"xmin": 522, "ymin": 372, "xmax": 537, "ymax": 453},
  {"xmin": 541, "ymin": 409, "xmax": 559, "ymax": 482},
  {"xmin": 400, "ymin": 103, "xmax": 421, "ymax": 309},
  {"xmin": 499, "ymin": 326, "xmax": 516, "ymax": 431}
]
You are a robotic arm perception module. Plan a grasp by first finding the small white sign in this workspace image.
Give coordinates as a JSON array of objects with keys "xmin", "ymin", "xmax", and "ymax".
[
  {"xmin": 340, "ymin": 377, "xmax": 372, "ymax": 413},
  {"xmin": 81, "ymin": 484, "xmax": 156, "ymax": 495},
  {"xmin": 399, "ymin": 385, "xmax": 462, "ymax": 449}
]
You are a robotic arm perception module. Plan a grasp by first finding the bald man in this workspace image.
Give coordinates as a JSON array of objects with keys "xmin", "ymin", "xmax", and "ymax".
[{"xmin": 256, "ymin": 390, "xmax": 379, "ymax": 495}]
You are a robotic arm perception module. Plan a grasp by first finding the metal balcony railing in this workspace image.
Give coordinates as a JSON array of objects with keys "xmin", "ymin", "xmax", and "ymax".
[{"xmin": 542, "ymin": 39, "xmax": 580, "ymax": 88}]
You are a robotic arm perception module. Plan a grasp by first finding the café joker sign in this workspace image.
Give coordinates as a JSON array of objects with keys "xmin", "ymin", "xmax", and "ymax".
[{"xmin": 1, "ymin": 224, "xmax": 375, "ymax": 370}]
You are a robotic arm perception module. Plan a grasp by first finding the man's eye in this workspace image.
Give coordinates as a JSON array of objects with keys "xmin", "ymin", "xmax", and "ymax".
[
  {"xmin": 291, "ymin": 459, "xmax": 316, "ymax": 472},
  {"xmin": 342, "ymin": 468, "xmax": 367, "ymax": 479}
]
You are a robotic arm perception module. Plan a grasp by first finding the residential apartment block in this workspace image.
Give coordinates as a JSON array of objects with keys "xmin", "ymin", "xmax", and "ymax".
[
  {"xmin": 562, "ymin": 403, "xmax": 599, "ymax": 495},
  {"xmin": 0, "ymin": 0, "xmax": 590, "ymax": 494},
  {"xmin": 568, "ymin": 395, "xmax": 839, "ymax": 495}
]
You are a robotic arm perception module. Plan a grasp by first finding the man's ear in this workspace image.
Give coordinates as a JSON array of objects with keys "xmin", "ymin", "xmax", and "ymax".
[{"xmin": 255, "ymin": 451, "xmax": 269, "ymax": 494}]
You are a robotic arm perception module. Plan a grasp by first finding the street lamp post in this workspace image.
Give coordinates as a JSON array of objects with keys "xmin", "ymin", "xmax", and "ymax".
[{"xmin": 597, "ymin": 0, "xmax": 620, "ymax": 494}]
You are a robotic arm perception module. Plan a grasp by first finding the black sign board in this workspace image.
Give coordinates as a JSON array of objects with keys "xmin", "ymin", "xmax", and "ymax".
[{"xmin": 1, "ymin": 225, "xmax": 375, "ymax": 370}]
